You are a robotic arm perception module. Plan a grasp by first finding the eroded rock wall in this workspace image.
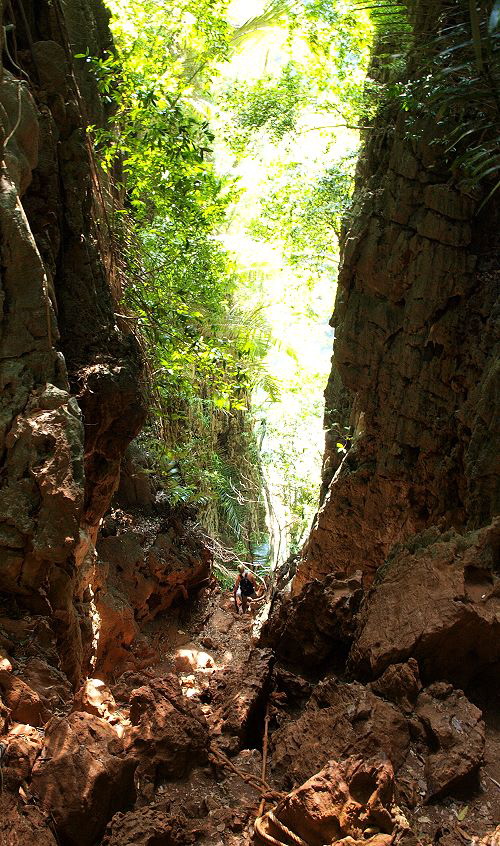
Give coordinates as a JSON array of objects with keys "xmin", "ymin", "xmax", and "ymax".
[
  {"xmin": 296, "ymin": 9, "xmax": 499, "ymax": 601},
  {"xmin": 0, "ymin": 0, "xmax": 145, "ymax": 683},
  {"xmin": 287, "ymin": 2, "xmax": 500, "ymax": 701}
]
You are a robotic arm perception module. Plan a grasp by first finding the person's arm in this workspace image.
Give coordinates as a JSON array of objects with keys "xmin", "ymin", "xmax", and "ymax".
[{"xmin": 233, "ymin": 575, "xmax": 241, "ymax": 605}]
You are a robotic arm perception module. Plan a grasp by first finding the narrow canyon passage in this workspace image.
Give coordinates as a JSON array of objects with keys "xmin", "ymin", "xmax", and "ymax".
[{"xmin": 0, "ymin": 1, "xmax": 499, "ymax": 845}]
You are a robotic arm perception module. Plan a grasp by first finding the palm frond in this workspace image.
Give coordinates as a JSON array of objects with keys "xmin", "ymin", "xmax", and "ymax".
[{"xmin": 230, "ymin": 0, "xmax": 298, "ymax": 46}]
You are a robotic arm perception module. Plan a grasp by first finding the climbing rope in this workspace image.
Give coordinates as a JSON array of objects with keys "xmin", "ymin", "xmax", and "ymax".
[
  {"xmin": 254, "ymin": 811, "xmax": 313, "ymax": 846},
  {"xmin": 209, "ymin": 710, "xmax": 308, "ymax": 846},
  {"xmin": 209, "ymin": 745, "xmax": 283, "ymax": 800},
  {"xmin": 0, "ymin": 742, "xmax": 8, "ymax": 794},
  {"xmin": 254, "ymin": 817, "xmax": 287, "ymax": 846},
  {"xmin": 268, "ymin": 812, "xmax": 310, "ymax": 846}
]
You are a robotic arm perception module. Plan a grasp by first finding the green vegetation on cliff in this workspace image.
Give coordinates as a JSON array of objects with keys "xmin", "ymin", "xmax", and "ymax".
[
  {"xmin": 93, "ymin": 1, "xmax": 500, "ymax": 563},
  {"xmin": 82, "ymin": 0, "xmax": 375, "ymax": 564}
]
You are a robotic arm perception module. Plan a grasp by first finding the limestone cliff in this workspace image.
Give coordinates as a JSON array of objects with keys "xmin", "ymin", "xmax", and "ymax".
[
  {"xmin": 293, "ymin": 3, "xmax": 499, "ymax": 686},
  {"xmin": 0, "ymin": 0, "xmax": 145, "ymax": 683}
]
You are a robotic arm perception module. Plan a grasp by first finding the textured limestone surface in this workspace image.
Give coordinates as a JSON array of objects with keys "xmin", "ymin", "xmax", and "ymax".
[
  {"xmin": 350, "ymin": 521, "xmax": 500, "ymax": 686},
  {"xmin": 255, "ymin": 757, "xmax": 400, "ymax": 846},
  {"xmin": 0, "ymin": 0, "xmax": 145, "ymax": 684},
  {"xmin": 262, "ymin": 569, "xmax": 363, "ymax": 669},
  {"xmin": 296, "ymin": 89, "xmax": 499, "ymax": 596},
  {"xmin": 292, "ymin": 6, "xmax": 500, "ymax": 709}
]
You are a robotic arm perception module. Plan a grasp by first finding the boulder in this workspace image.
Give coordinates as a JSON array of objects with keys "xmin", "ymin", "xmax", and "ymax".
[
  {"xmin": 115, "ymin": 443, "xmax": 155, "ymax": 510},
  {"xmin": 174, "ymin": 647, "xmax": 214, "ymax": 673},
  {"xmin": 1, "ymin": 723, "xmax": 44, "ymax": 789},
  {"xmin": 0, "ymin": 794, "xmax": 57, "ymax": 846},
  {"xmin": 73, "ymin": 678, "xmax": 117, "ymax": 720},
  {"xmin": 262, "ymin": 571, "xmax": 363, "ymax": 669},
  {"xmin": 31, "ymin": 711, "xmax": 136, "ymax": 846},
  {"xmin": 18, "ymin": 658, "xmax": 72, "ymax": 711},
  {"xmin": 0, "ymin": 670, "xmax": 49, "ymax": 726},
  {"xmin": 271, "ymin": 678, "xmax": 410, "ymax": 789},
  {"xmin": 350, "ymin": 522, "xmax": 500, "ymax": 686},
  {"xmin": 124, "ymin": 675, "xmax": 209, "ymax": 794},
  {"xmin": 255, "ymin": 757, "xmax": 413, "ymax": 846},
  {"xmin": 96, "ymin": 511, "xmax": 211, "ymax": 628},
  {"xmin": 369, "ymin": 659, "xmax": 422, "ymax": 713},
  {"xmin": 94, "ymin": 585, "xmax": 139, "ymax": 677},
  {"xmin": 415, "ymin": 682, "xmax": 485, "ymax": 799},
  {"xmin": 273, "ymin": 666, "xmax": 313, "ymax": 709},
  {"xmin": 210, "ymin": 648, "xmax": 274, "ymax": 752},
  {"xmin": 102, "ymin": 807, "xmax": 194, "ymax": 846}
]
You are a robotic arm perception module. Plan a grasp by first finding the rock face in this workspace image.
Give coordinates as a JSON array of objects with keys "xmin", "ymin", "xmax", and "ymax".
[
  {"xmin": 124, "ymin": 675, "xmax": 209, "ymax": 794},
  {"xmin": 101, "ymin": 808, "xmax": 194, "ymax": 846},
  {"xmin": 0, "ymin": 795, "xmax": 57, "ymax": 846},
  {"xmin": 0, "ymin": 0, "xmax": 146, "ymax": 686},
  {"xmin": 95, "ymin": 507, "xmax": 212, "ymax": 674},
  {"xmin": 210, "ymin": 647, "xmax": 274, "ymax": 753},
  {"xmin": 270, "ymin": 677, "xmax": 410, "ymax": 789},
  {"xmin": 414, "ymin": 682, "xmax": 485, "ymax": 800},
  {"xmin": 269, "ymin": 668, "xmax": 485, "ymax": 805},
  {"xmin": 295, "ymin": 3, "xmax": 499, "ymax": 599},
  {"xmin": 255, "ymin": 757, "xmax": 405, "ymax": 846},
  {"xmin": 262, "ymin": 570, "xmax": 363, "ymax": 670},
  {"xmin": 292, "ymin": 2, "xmax": 500, "ymax": 720},
  {"xmin": 31, "ymin": 711, "xmax": 137, "ymax": 846},
  {"xmin": 350, "ymin": 521, "xmax": 500, "ymax": 686}
]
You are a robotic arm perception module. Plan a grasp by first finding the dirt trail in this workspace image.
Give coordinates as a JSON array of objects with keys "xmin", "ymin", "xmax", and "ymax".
[{"xmin": 136, "ymin": 588, "xmax": 271, "ymax": 845}]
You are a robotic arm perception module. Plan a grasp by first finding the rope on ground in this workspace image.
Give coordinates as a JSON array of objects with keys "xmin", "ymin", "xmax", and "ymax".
[
  {"xmin": 209, "ymin": 745, "xmax": 284, "ymax": 801},
  {"xmin": 254, "ymin": 818, "xmax": 286, "ymax": 846},
  {"xmin": 257, "ymin": 705, "xmax": 270, "ymax": 817},
  {"xmin": 485, "ymin": 771, "xmax": 500, "ymax": 790},
  {"xmin": 268, "ymin": 812, "xmax": 310, "ymax": 846},
  {"xmin": 254, "ymin": 810, "xmax": 312, "ymax": 846},
  {"xmin": 210, "ymin": 724, "xmax": 312, "ymax": 846},
  {"xmin": 253, "ymin": 718, "xmax": 313, "ymax": 846}
]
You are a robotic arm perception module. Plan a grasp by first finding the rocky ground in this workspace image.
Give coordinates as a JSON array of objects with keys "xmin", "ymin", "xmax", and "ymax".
[
  {"xmin": 0, "ymin": 575, "xmax": 499, "ymax": 846},
  {"xmin": 0, "ymin": 2, "xmax": 498, "ymax": 845}
]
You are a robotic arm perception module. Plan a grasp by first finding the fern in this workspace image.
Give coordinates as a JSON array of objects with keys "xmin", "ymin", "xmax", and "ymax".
[{"xmin": 360, "ymin": 0, "xmax": 500, "ymax": 209}]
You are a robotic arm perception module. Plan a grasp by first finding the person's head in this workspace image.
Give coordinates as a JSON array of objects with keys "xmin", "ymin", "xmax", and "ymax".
[{"xmin": 238, "ymin": 564, "xmax": 245, "ymax": 574}]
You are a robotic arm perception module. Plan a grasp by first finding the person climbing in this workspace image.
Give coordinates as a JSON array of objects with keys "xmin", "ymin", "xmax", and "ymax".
[{"xmin": 234, "ymin": 563, "xmax": 258, "ymax": 613}]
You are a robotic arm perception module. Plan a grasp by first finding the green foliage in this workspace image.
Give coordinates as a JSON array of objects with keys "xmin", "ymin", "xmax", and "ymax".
[
  {"xmin": 422, "ymin": 3, "xmax": 500, "ymax": 208},
  {"xmin": 222, "ymin": 62, "xmax": 309, "ymax": 151},
  {"xmin": 250, "ymin": 155, "xmax": 356, "ymax": 275},
  {"xmin": 359, "ymin": 1, "xmax": 500, "ymax": 207},
  {"xmin": 205, "ymin": 2, "xmax": 373, "ymax": 559},
  {"xmin": 86, "ymin": 0, "xmax": 272, "ymax": 546},
  {"xmin": 220, "ymin": 1, "xmax": 373, "ymax": 145},
  {"xmin": 261, "ymin": 397, "xmax": 324, "ymax": 556}
]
